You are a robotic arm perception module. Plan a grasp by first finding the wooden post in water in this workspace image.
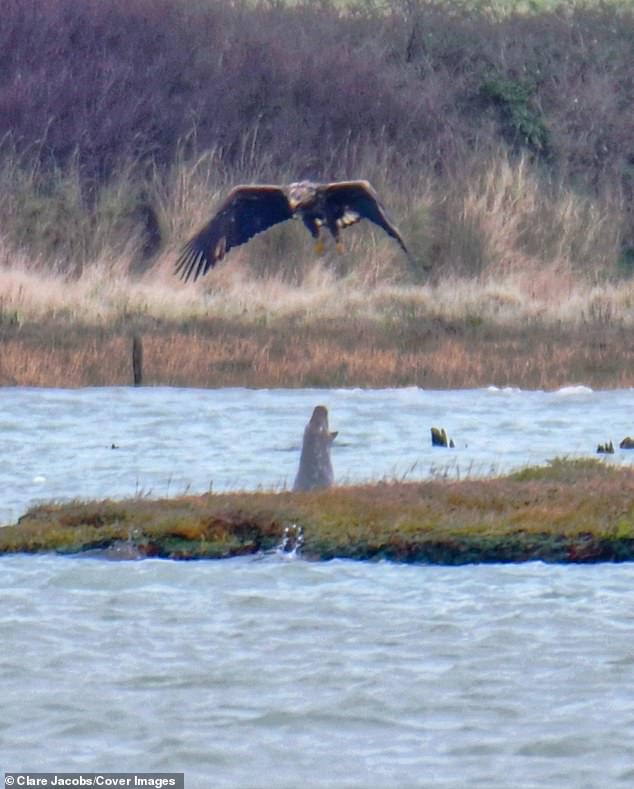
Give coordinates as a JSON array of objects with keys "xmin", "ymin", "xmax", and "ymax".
[{"xmin": 132, "ymin": 334, "xmax": 143, "ymax": 386}]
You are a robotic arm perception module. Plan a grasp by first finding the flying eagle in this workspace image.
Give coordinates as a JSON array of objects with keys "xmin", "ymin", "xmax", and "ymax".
[{"xmin": 174, "ymin": 180, "xmax": 411, "ymax": 282}]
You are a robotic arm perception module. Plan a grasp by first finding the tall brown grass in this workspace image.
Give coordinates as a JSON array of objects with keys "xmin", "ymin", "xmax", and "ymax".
[
  {"xmin": 1, "ymin": 0, "xmax": 633, "ymax": 391},
  {"xmin": 1, "ymin": 147, "xmax": 631, "ymax": 326},
  {"xmin": 2, "ymin": 229, "xmax": 634, "ymax": 390},
  {"xmin": 1, "ymin": 0, "xmax": 633, "ymax": 273}
]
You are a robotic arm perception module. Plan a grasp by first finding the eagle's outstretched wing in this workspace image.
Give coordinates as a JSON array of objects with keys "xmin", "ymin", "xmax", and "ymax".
[
  {"xmin": 322, "ymin": 180, "xmax": 411, "ymax": 259},
  {"xmin": 175, "ymin": 185, "xmax": 293, "ymax": 282}
]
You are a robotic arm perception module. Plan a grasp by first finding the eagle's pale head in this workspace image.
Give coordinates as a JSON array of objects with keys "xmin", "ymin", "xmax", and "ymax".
[{"xmin": 287, "ymin": 181, "xmax": 318, "ymax": 211}]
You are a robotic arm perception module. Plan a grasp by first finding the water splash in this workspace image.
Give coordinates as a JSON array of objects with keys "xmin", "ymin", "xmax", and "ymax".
[{"xmin": 275, "ymin": 523, "xmax": 304, "ymax": 560}]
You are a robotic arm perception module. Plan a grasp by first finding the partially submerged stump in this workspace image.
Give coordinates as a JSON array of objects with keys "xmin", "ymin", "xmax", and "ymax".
[
  {"xmin": 293, "ymin": 405, "xmax": 337, "ymax": 491},
  {"xmin": 431, "ymin": 427, "xmax": 454, "ymax": 448}
]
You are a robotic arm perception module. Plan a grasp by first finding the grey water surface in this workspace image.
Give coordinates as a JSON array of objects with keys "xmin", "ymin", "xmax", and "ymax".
[
  {"xmin": 1, "ymin": 385, "xmax": 633, "ymax": 524},
  {"xmin": 2, "ymin": 386, "xmax": 634, "ymax": 787},
  {"xmin": 2, "ymin": 555, "xmax": 634, "ymax": 788}
]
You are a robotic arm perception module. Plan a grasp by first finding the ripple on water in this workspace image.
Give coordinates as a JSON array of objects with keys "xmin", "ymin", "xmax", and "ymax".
[{"xmin": 2, "ymin": 557, "xmax": 634, "ymax": 787}]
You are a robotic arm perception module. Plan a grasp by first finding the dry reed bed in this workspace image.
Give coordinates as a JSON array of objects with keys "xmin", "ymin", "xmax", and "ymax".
[
  {"xmin": 3, "ymin": 459, "xmax": 634, "ymax": 563},
  {"xmin": 1, "ymin": 254, "xmax": 633, "ymax": 388},
  {"xmin": 2, "ymin": 322, "xmax": 632, "ymax": 389},
  {"xmin": 2, "ymin": 250, "xmax": 634, "ymax": 327},
  {"xmin": 0, "ymin": 141, "xmax": 631, "ymax": 390},
  {"xmin": 1, "ymin": 0, "xmax": 632, "ymax": 362}
]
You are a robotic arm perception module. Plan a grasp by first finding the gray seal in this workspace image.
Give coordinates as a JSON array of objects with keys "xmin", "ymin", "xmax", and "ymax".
[{"xmin": 293, "ymin": 405, "xmax": 337, "ymax": 491}]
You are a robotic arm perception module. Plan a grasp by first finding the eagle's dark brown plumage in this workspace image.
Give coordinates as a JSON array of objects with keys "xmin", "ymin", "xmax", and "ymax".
[{"xmin": 174, "ymin": 180, "xmax": 411, "ymax": 282}]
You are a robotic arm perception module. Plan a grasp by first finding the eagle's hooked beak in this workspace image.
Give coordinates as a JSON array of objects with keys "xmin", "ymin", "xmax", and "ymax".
[{"xmin": 287, "ymin": 181, "xmax": 314, "ymax": 211}]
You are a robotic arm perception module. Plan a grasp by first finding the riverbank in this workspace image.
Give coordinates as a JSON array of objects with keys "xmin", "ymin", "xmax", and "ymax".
[
  {"xmin": 3, "ymin": 459, "xmax": 634, "ymax": 564},
  {"xmin": 1, "ymin": 265, "xmax": 633, "ymax": 389},
  {"xmin": 1, "ymin": 314, "xmax": 632, "ymax": 390}
]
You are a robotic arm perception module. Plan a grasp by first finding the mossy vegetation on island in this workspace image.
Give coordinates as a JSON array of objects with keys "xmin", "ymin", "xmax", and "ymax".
[{"xmin": 3, "ymin": 459, "xmax": 634, "ymax": 564}]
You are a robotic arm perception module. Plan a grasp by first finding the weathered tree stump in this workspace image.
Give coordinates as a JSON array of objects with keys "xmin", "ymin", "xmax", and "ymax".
[{"xmin": 431, "ymin": 427, "xmax": 454, "ymax": 448}]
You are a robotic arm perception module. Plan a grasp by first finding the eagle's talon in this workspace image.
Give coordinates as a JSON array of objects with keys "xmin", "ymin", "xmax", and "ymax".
[
  {"xmin": 335, "ymin": 241, "xmax": 345, "ymax": 254},
  {"xmin": 314, "ymin": 239, "xmax": 325, "ymax": 256}
]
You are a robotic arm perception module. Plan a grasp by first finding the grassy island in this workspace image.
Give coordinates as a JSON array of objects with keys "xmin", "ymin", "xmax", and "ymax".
[{"xmin": 3, "ymin": 459, "xmax": 634, "ymax": 564}]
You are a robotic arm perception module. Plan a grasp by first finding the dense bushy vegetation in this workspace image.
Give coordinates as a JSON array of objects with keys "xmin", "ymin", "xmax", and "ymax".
[{"xmin": 1, "ymin": 0, "xmax": 633, "ymax": 277}]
